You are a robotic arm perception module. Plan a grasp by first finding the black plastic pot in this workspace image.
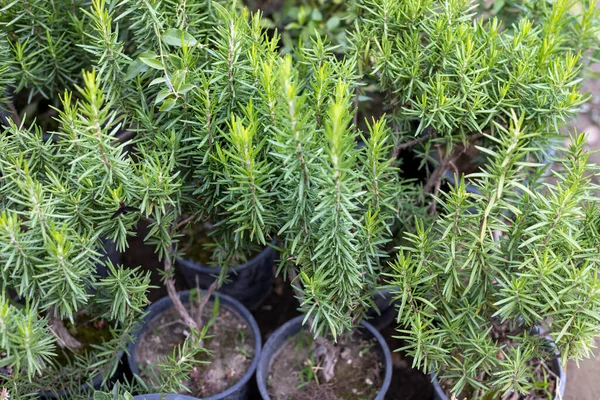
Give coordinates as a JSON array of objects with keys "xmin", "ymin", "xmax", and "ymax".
[
  {"xmin": 127, "ymin": 290, "xmax": 262, "ymax": 400},
  {"xmin": 431, "ymin": 356, "xmax": 566, "ymax": 400},
  {"xmin": 256, "ymin": 315, "xmax": 393, "ymax": 400},
  {"xmin": 176, "ymin": 245, "xmax": 277, "ymax": 310},
  {"xmin": 366, "ymin": 289, "xmax": 398, "ymax": 331}
]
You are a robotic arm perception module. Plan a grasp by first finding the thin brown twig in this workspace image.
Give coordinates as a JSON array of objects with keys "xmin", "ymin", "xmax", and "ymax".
[
  {"xmin": 391, "ymin": 133, "xmax": 432, "ymax": 160},
  {"xmin": 428, "ymin": 176, "xmax": 443, "ymax": 216},
  {"xmin": 194, "ymin": 277, "xmax": 219, "ymax": 330},
  {"xmin": 164, "ymin": 251, "xmax": 199, "ymax": 331},
  {"xmin": 539, "ymin": 360, "xmax": 561, "ymax": 382},
  {"xmin": 48, "ymin": 310, "xmax": 82, "ymax": 351},
  {"xmin": 175, "ymin": 214, "xmax": 198, "ymax": 231},
  {"xmin": 423, "ymin": 133, "xmax": 484, "ymax": 194},
  {"xmin": 423, "ymin": 147, "xmax": 460, "ymax": 194},
  {"xmin": 155, "ymin": 319, "xmax": 185, "ymax": 331}
]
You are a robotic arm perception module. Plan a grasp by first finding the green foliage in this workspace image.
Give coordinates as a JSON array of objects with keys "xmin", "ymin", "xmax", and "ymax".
[
  {"xmin": 0, "ymin": 71, "xmax": 151, "ymax": 394},
  {"xmin": 0, "ymin": 296, "xmax": 55, "ymax": 380},
  {"xmin": 0, "ymin": 0, "xmax": 92, "ymax": 99},
  {"xmin": 479, "ymin": 0, "xmax": 600, "ymax": 67},
  {"xmin": 142, "ymin": 327, "xmax": 211, "ymax": 394},
  {"xmin": 0, "ymin": 34, "xmax": 14, "ymax": 109},
  {"xmin": 259, "ymin": 0, "xmax": 352, "ymax": 54},
  {"xmin": 94, "ymin": 386, "xmax": 136, "ymax": 400},
  {"xmin": 78, "ymin": 0, "xmax": 403, "ymax": 340},
  {"xmin": 388, "ymin": 113, "xmax": 600, "ymax": 398},
  {"xmin": 1, "ymin": 0, "xmax": 599, "ymax": 396},
  {"xmin": 352, "ymin": 0, "xmax": 597, "ymax": 163}
]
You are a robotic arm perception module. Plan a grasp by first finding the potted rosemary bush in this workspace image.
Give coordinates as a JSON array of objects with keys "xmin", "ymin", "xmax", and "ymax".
[
  {"xmin": 80, "ymin": 1, "xmax": 271, "ymax": 397},
  {"xmin": 0, "ymin": 0, "xmax": 105, "ymax": 135},
  {"xmin": 0, "ymin": 71, "xmax": 151, "ymax": 398},
  {"xmin": 82, "ymin": 0, "xmax": 406, "ymax": 396},
  {"xmin": 388, "ymin": 114, "xmax": 600, "ymax": 399},
  {"xmin": 351, "ymin": 0, "xmax": 598, "ymax": 210},
  {"xmin": 1, "ymin": 1, "xmax": 266, "ymax": 397},
  {"xmin": 1, "ymin": 4, "xmax": 151, "ymax": 398}
]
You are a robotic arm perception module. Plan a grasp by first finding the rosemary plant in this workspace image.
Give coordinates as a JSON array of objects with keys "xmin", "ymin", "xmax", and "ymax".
[
  {"xmin": 351, "ymin": 0, "xmax": 599, "ymax": 204},
  {"xmin": 80, "ymin": 0, "xmax": 407, "ymax": 347},
  {"xmin": 0, "ymin": 0, "xmax": 93, "ymax": 100},
  {"xmin": 388, "ymin": 114, "xmax": 600, "ymax": 398},
  {"xmin": 0, "ymin": 71, "xmax": 151, "ymax": 397},
  {"xmin": 2, "ymin": 0, "xmax": 598, "ymax": 395}
]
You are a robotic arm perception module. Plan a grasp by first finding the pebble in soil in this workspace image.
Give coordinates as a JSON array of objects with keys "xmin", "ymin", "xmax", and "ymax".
[
  {"xmin": 137, "ymin": 300, "xmax": 254, "ymax": 397},
  {"xmin": 267, "ymin": 330, "xmax": 384, "ymax": 400}
]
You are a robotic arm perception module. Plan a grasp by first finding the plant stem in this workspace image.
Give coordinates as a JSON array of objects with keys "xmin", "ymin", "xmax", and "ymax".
[
  {"xmin": 288, "ymin": 266, "xmax": 339, "ymax": 382},
  {"xmin": 7, "ymin": 102, "xmax": 21, "ymax": 126},
  {"xmin": 48, "ymin": 311, "xmax": 82, "ymax": 351},
  {"xmin": 175, "ymin": 213, "xmax": 199, "ymax": 231},
  {"xmin": 390, "ymin": 132, "xmax": 432, "ymax": 160},
  {"xmin": 164, "ymin": 251, "xmax": 199, "ymax": 332},
  {"xmin": 423, "ymin": 146, "xmax": 459, "ymax": 194},
  {"xmin": 193, "ymin": 278, "xmax": 218, "ymax": 330}
]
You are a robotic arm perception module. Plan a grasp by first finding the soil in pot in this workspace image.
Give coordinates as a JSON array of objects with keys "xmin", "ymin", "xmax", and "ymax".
[
  {"xmin": 181, "ymin": 222, "xmax": 261, "ymax": 267},
  {"xmin": 136, "ymin": 299, "xmax": 255, "ymax": 397},
  {"xmin": 267, "ymin": 330, "xmax": 384, "ymax": 400}
]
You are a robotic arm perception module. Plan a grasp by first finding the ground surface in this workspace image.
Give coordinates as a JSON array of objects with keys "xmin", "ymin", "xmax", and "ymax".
[{"xmin": 563, "ymin": 64, "xmax": 600, "ymax": 400}]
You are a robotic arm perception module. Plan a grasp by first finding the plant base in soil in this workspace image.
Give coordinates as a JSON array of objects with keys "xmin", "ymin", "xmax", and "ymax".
[
  {"xmin": 137, "ymin": 301, "xmax": 254, "ymax": 397},
  {"xmin": 267, "ymin": 330, "xmax": 384, "ymax": 400}
]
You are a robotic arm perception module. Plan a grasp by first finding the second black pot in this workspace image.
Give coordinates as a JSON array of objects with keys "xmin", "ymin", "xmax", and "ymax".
[
  {"xmin": 96, "ymin": 237, "xmax": 121, "ymax": 278},
  {"xmin": 256, "ymin": 315, "xmax": 393, "ymax": 400},
  {"xmin": 127, "ymin": 290, "xmax": 262, "ymax": 400},
  {"xmin": 431, "ymin": 356, "xmax": 567, "ymax": 400},
  {"xmin": 176, "ymin": 245, "xmax": 277, "ymax": 310}
]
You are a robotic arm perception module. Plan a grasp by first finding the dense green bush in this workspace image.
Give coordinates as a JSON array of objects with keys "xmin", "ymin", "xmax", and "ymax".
[
  {"xmin": 0, "ymin": 71, "xmax": 151, "ymax": 397},
  {"xmin": 389, "ymin": 118, "xmax": 600, "ymax": 398},
  {"xmin": 0, "ymin": 0, "xmax": 599, "ymax": 398}
]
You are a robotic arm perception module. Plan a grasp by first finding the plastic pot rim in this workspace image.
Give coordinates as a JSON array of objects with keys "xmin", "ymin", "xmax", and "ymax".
[
  {"xmin": 127, "ymin": 290, "xmax": 262, "ymax": 400},
  {"xmin": 133, "ymin": 394, "xmax": 199, "ymax": 400},
  {"xmin": 430, "ymin": 355, "xmax": 567, "ymax": 400},
  {"xmin": 176, "ymin": 242, "xmax": 277, "ymax": 275}
]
